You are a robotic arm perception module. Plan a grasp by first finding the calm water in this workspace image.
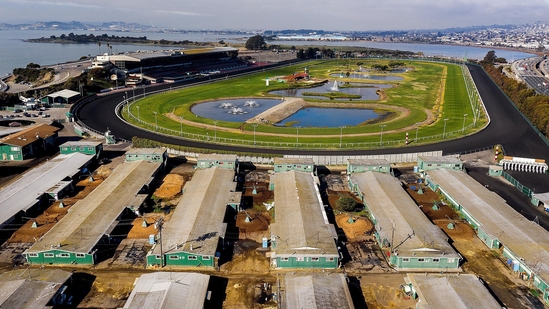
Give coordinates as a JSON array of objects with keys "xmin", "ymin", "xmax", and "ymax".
[
  {"xmin": 275, "ymin": 107, "xmax": 380, "ymax": 127},
  {"xmin": 0, "ymin": 30, "xmax": 248, "ymax": 76},
  {"xmin": 191, "ymin": 98, "xmax": 283, "ymax": 122},
  {"xmin": 0, "ymin": 29, "xmax": 535, "ymax": 76},
  {"xmin": 270, "ymin": 82, "xmax": 386, "ymax": 100}
]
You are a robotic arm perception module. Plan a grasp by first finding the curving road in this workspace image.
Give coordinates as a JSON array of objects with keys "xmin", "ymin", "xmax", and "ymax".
[{"xmin": 78, "ymin": 63, "xmax": 549, "ymax": 160}]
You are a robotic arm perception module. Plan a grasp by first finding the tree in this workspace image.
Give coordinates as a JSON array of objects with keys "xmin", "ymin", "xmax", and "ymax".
[
  {"xmin": 336, "ymin": 195, "xmax": 357, "ymax": 212},
  {"xmin": 245, "ymin": 35, "xmax": 267, "ymax": 50},
  {"xmin": 482, "ymin": 50, "xmax": 497, "ymax": 65}
]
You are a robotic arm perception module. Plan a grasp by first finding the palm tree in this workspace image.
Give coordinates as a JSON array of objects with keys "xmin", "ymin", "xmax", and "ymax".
[
  {"xmin": 109, "ymin": 45, "xmax": 113, "ymax": 55},
  {"xmin": 98, "ymin": 42, "xmax": 101, "ymax": 55},
  {"xmin": 106, "ymin": 43, "xmax": 110, "ymax": 55}
]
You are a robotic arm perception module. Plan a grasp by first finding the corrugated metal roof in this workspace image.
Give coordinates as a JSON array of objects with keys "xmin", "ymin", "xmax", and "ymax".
[
  {"xmin": 0, "ymin": 123, "xmax": 59, "ymax": 147},
  {"xmin": 153, "ymin": 167, "xmax": 236, "ymax": 257},
  {"xmin": 351, "ymin": 172, "xmax": 459, "ymax": 259},
  {"xmin": 46, "ymin": 89, "xmax": 80, "ymax": 98},
  {"xmin": 270, "ymin": 171, "xmax": 338, "ymax": 257},
  {"xmin": 0, "ymin": 153, "xmax": 92, "ymax": 225},
  {"xmin": 27, "ymin": 160, "xmax": 161, "ymax": 254},
  {"xmin": 122, "ymin": 272, "xmax": 209, "ymax": 309},
  {"xmin": 0, "ymin": 269, "xmax": 71, "ymax": 309},
  {"xmin": 427, "ymin": 169, "xmax": 549, "ymax": 284},
  {"xmin": 418, "ymin": 155, "xmax": 462, "ymax": 164},
  {"xmin": 280, "ymin": 273, "xmax": 354, "ymax": 309},
  {"xmin": 407, "ymin": 274, "xmax": 501, "ymax": 309}
]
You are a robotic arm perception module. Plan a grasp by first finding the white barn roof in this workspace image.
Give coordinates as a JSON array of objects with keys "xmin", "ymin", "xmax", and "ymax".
[
  {"xmin": 122, "ymin": 272, "xmax": 210, "ymax": 309},
  {"xmin": 0, "ymin": 153, "xmax": 92, "ymax": 225}
]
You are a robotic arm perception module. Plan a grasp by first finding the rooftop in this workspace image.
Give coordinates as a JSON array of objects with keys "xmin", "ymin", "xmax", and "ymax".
[
  {"xmin": 406, "ymin": 273, "xmax": 501, "ymax": 309},
  {"xmin": 274, "ymin": 157, "xmax": 315, "ymax": 165},
  {"xmin": 197, "ymin": 153, "xmax": 237, "ymax": 162},
  {"xmin": 418, "ymin": 155, "xmax": 462, "ymax": 164},
  {"xmin": 122, "ymin": 272, "xmax": 210, "ymax": 309},
  {"xmin": 427, "ymin": 169, "xmax": 549, "ymax": 284},
  {"xmin": 279, "ymin": 273, "xmax": 354, "ymax": 309},
  {"xmin": 45, "ymin": 89, "xmax": 80, "ymax": 98},
  {"xmin": 109, "ymin": 47, "xmax": 238, "ymax": 62},
  {"xmin": 0, "ymin": 153, "xmax": 92, "ymax": 225},
  {"xmin": 60, "ymin": 140, "xmax": 103, "ymax": 147},
  {"xmin": 270, "ymin": 171, "xmax": 338, "ymax": 257},
  {"xmin": 351, "ymin": 172, "xmax": 458, "ymax": 258},
  {"xmin": 0, "ymin": 269, "xmax": 71, "ymax": 309},
  {"xmin": 28, "ymin": 160, "xmax": 161, "ymax": 254},
  {"xmin": 0, "ymin": 123, "xmax": 59, "ymax": 147},
  {"xmin": 154, "ymin": 167, "xmax": 236, "ymax": 257},
  {"xmin": 348, "ymin": 158, "xmax": 390, "ymax": 166}
]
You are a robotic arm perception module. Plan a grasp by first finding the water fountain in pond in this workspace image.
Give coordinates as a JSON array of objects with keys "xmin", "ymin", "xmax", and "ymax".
[
  {"xmin": 228, "ymin": 107, "xmax": 247, "ymax": 114},
  {"xmin": 219, "ymin": 102, "xmax": 235, "ymax": 108},
  {"xmin": 243, "ymin": 100, "xmax": 259, "ymax": 107},
  {"xmin": 330, "ymin": 81, "xmax": 339, "ymax": 91}
]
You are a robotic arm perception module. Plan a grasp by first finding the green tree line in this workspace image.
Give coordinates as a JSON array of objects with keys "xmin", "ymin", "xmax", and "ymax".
[{"xmin": 481, "ymin": 51, "xmax": 549, "ymax": 137}]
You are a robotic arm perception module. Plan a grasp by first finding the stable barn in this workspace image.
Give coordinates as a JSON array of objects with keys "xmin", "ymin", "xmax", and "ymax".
[
  {"xmin": 0, "ymin": 124, "xmax": 59, "ymax": 161},
  {"xmin": 24, "ymin": 152, "xmax": 164, "ymax": 265},
  {"xmin": 147, "ymin": 166, "xmax": 237, "ymax": 268},
  {"xmin": 348, "ymin": 171, "xmax": 460, "ymax": 271},
  {"xmin": 426, "ymin": 168, "xmax": 549, "ymax": 305},
  {"xmin": 270, "ymin": 170, "xmax": 339, "ymax": 269}
]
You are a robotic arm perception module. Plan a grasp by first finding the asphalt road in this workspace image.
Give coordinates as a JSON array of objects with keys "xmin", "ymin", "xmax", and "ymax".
[{"xmin": 77, "ymin": 62, "xmax": 549, "ymax": 164}]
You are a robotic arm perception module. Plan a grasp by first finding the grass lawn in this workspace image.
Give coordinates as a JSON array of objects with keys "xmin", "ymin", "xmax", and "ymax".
[{"xmin": 123, "ymin": 59, "xmax": 483, "ymax": 149}]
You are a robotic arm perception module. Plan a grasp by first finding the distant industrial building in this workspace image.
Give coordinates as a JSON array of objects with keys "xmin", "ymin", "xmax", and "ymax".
[
  {"xmin": 404, "ymin": 273, "xmax": 502, "ymax": 308},
  {"xmin": 0, "ymin": 124, "xmax": 59, "ymax": 161},
  {"xmin": 348, "ymin": 171, "xmax": 461, "ymax": 271},
  {"xmin": 147, "ymin": 155, "xmax": 238, "ymax": 267},
  {"xmin": 0, "ymin": 152, "xmax": 92, "ymax": 226},
  {"xmin": 270, "ymin": 170, "xmax": 339, "ymax": 269},
  {"xmin": 277, "ymin": 273, "xmax": 355, "ymax": 309},
  {"xmin": 121, "ymin": 272, "xmax": 211, "ymax": 309},
  {"xmin": 94, "ymin": 47, "xmax": 245, "ymax": 85},
  {"xmin": 25, "ymin": 149, "xmax": 166, "ymax": 265},
  {"xmin": 426, "ymin": 168, "xmax": 549, "ymax": 305}
]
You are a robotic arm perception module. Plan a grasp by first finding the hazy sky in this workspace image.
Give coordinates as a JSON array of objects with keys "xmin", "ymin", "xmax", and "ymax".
[{"xmin": 3, "ymin": 0, "xmax": 549, "ymax": 31}]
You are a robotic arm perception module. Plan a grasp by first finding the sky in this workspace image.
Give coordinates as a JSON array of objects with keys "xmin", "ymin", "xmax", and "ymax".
[{"xmin": 3, "ymin": 0, "xmax": 549, "ymax": 31}]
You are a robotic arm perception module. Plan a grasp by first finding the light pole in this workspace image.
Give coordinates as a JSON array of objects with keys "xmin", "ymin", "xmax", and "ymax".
[
  {"xmin": 339, "ymin": 126, "xmax": 346, "ymax": 148},
  {"xmin": 462, "ymin": 114, "xmax": 467, "ymax": 133},
  {"xmin": 136, "ymin": 106, "xmax": 140, "ymax": 122},
  {"xmin": 153, "ymin": 111, "xmax": 158, "ymax": 131},
  {"xmin": 180, "ymin": 116, "xmax": 183, "ymax": 136},
  {"xmin": 379, "ymin": 125, "xmax": 386, "ymax": 146},
  {"xmin": 213, "ymin": 121, "xmax": 218, "ymax": 141},
  {"xmin": 415, "ymin": 122, "xmax": 421, "ymax": 143},
  {"xmin": 252, "ymin": 124, "xmax": 258, "ymax": 145},
  {"xmin": 296, "ymin": 126, "xmax": 301, "ymax": 147},
  {"xmin": 132, "ymin": 87, "xmax": 135, "ymax": 102},
  {"xmin": 443, "ymin": 118, "xmax": 449, "ymax": 138}
]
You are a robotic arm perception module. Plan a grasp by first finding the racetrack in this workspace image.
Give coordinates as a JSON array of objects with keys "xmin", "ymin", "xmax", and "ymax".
[{"xmin": 77, "ymin": 63, "xmax": 549, "ymax": 160}]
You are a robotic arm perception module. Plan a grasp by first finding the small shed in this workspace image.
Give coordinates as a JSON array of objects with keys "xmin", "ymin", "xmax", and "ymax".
[
  {"xmin": 197, "ymin": 154, "xmax": 237, "ymax": 170},
  {"xmin": 273, "ymin": 157, "xmax": 314, "ymax": 173},
  {"xmin": 417, "ymin": 156, "xmax": 463, "ymax": 172},
  {"xmin": 40, "ymin": 89, "xmax": 80, "ymax": 106},
  {"xmin": 59, "ymin": 141, "xmax": 103, "ymax": 159},
  {"xmin": 347, "ymin": 158, "xmax": 391, "ymax": 174},
  {"xmin": 125, "ymin": 148, "xmax": 167, "ymax": 164},
  {"xmin": 488, "ymin": 165, "xmax": 503, "ymax": 177}
]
